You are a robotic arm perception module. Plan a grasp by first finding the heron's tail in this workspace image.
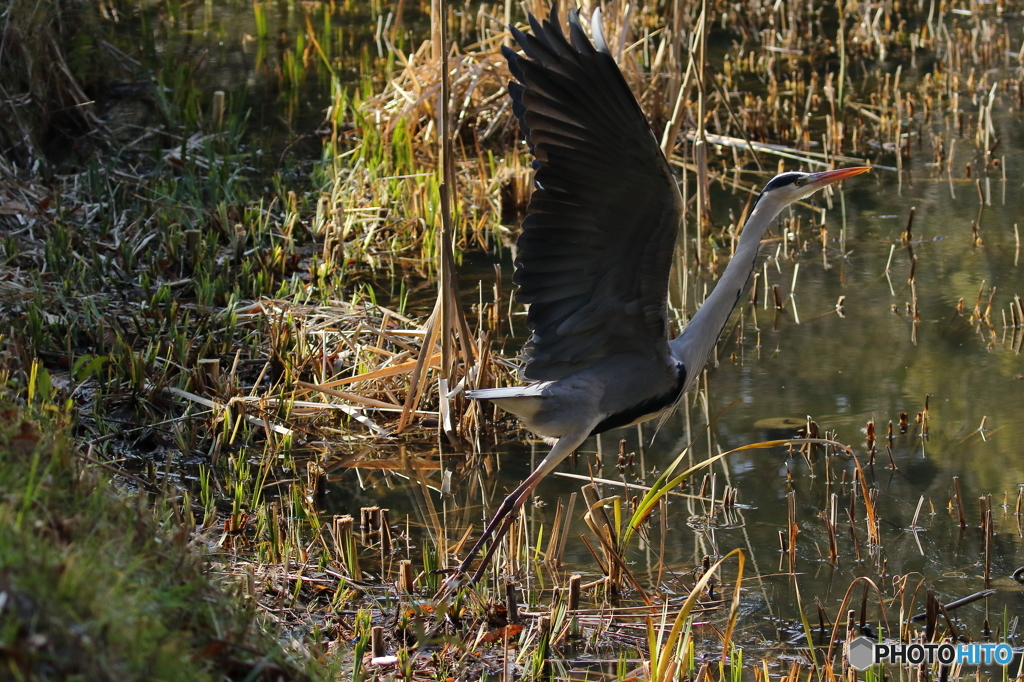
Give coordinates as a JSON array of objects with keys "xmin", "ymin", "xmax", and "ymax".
[
  {"xmin": 466, "ymin": 384, "xmax": 548, "ymax": 423},
  {"xmin": 465, "ymin": 385, "xmax": 546, "ymax": 400}
]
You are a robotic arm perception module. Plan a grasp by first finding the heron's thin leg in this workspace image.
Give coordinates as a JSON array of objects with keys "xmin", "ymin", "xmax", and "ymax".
[
  {"xmin": 470, "ymin": 482, "xmax": 540, "ymax": 582},
  {"xmin": 454, "ymin": 424, "xmax": 598, "ymax": 580},
  {"xmin": 457, "ymin": 476, "xmax": 535, "ymax": 573}
]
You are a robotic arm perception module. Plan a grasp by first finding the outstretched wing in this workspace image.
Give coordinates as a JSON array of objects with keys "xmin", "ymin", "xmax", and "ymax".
[{"xmin": 505, "ymin": 6, "xmax": 682, "ymax": 382}]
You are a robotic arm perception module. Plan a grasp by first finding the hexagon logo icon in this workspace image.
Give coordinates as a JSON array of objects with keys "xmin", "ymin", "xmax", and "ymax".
[{"xmin": 848, "ymin": 636, "xmax": 876, "ymax": 670}]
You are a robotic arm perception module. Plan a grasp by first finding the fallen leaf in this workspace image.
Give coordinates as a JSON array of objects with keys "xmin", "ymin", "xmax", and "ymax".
[
  {"xmin": 480, "ymin": 624, "xmax": 523, "ymax": 644},
  {"xmin": 191, "ymin": 640, "xmax": 228, "ymax": 661}
]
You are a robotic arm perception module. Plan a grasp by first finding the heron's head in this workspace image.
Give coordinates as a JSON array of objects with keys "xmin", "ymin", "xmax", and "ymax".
[{"xmin": 757, "ymin": 166, "xmax": 871, "ymax": 206}]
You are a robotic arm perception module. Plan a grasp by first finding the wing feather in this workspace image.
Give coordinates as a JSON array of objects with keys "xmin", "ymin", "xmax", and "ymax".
[{"xmin": 506, "ymin": 6, "xmax": 682, "ymax": 381}]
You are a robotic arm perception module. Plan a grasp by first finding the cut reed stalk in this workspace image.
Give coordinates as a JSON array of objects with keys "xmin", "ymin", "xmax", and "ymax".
[{"xmin": 953, "ymin": 476, "xmax": 967, "ymax": 528}]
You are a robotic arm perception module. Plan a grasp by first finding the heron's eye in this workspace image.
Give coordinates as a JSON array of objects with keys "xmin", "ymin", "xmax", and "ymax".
[{"xmin": 793, "ymin": 178, "xmax": 804, "ymax": 187}]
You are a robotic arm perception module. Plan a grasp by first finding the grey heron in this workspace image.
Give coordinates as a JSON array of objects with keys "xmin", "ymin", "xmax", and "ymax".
[{"xmin": 455, "ymin": 6, "xmax": 869, "ymax": 582}]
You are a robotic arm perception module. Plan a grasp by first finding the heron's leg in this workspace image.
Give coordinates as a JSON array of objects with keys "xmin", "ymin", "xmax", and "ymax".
[
  {"xmin": 455, "ymin": 423, "xmax": 598, "ymax": 580},
  {"xmin": 455, "ymin": 476, "xmax": 535, "ymax": 573},
  {"xmin": 469, "ymin": 481, "xmax": 542, "ymax": 582}
]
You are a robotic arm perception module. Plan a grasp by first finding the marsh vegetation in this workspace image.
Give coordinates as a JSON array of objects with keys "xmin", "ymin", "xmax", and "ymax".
[{"xmin": 1, "ymin": 0, "xmax": 1023, "ymax": 680}]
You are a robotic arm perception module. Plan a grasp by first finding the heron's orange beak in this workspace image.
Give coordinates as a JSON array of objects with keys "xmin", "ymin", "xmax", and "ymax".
[{"xmin": 806, "ymin": 166, "xmax": 872, "ymax": 186}]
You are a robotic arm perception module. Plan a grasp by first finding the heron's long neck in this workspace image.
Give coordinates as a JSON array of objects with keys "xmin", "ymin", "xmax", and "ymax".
[{"xmin": 669, "ymin": 198, "xmax": 780, "ymax": 376}]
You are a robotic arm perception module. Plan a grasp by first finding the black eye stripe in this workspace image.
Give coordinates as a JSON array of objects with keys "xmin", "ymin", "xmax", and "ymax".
[{"xmin": 762, "ymin": 172, "xmax": 805, "ymax": 192}]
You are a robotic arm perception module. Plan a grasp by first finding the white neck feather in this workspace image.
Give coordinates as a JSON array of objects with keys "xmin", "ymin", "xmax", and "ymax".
[{"xmin": 668, "ymin": 193, "xmax": 789, "ymax": 388}]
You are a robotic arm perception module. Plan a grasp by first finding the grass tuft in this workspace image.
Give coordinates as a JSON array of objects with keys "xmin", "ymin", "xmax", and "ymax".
[{"xmin": 0, "ymin": 401, "xmax": 322, "ymax": 681}]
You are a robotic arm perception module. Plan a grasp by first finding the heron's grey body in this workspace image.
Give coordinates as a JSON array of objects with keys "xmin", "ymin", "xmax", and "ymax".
[
  {"xmin": 470, "ymin": 185, "xmax": 801, "ymax": 441},
  {"xmin": 469, "ymin": 351, "xmax": 681, "ymax": 438},
  {"xmin": 452, "ymin": 6, "xmax": 869, "ymax": 583}
]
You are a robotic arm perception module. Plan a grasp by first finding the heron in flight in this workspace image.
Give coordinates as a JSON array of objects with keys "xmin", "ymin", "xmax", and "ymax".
[{"xmin": 456, "ymin": 6, "xmax": 869, "ymax": 582}]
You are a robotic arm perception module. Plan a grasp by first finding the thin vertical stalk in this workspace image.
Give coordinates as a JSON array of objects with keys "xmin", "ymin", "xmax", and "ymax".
[
  {"xmin": 837, "ymin": 0, "xmax": 846, "ymax": 119},
  {"xmin": 432, "ymin": 0, "xmax": 474, "ymax": 447},
  {"xmin": 693, "ymin": 0, "xmax": 710, "ymax": 254},
  {"xmin": 438, "ymin": 0, "xmax": 454, "ymax": 384}
]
